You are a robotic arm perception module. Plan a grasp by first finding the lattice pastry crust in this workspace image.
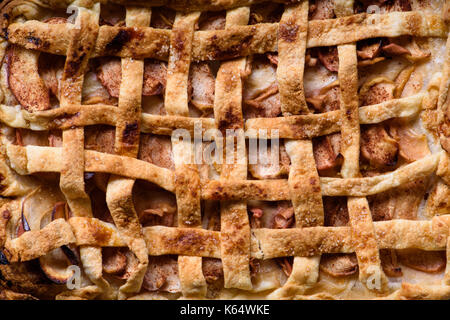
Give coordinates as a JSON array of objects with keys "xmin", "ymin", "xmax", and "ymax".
[{"xmin": 0, "ymin": 0, "xmax": 449, "ymax": 300}]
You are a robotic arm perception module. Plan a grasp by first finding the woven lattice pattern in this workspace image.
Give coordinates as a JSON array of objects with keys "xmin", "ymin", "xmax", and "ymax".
[{"xmin": 0, "ymin": 0, "xmax": 449, "ymax": 300}]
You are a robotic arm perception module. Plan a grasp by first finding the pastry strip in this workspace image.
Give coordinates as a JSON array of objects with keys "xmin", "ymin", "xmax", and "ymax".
[
  {"xmin": 58, "ymin": 6, "xmax": 98, "ymax": 218},
  {"xmin": 0, "ymin": 93, "xmax": 422, "ymax": 136},
  {"xmin": 5, "ymin": 219, "xmax": 76, "ymax": 262},
  {"xmin": 4, "ymin": 145, "xmax": 442, "ymax": 198},
  {"xmin": 270, "ymin": 0, "xmax": 323, "ymax": 299},
  {"xmin": 214, "ymin": 6, "xmax": 252, "ymax": 290},
  {"xmin": 277, "ymin": 0, "xmax": 309, "ymax": 115}
]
